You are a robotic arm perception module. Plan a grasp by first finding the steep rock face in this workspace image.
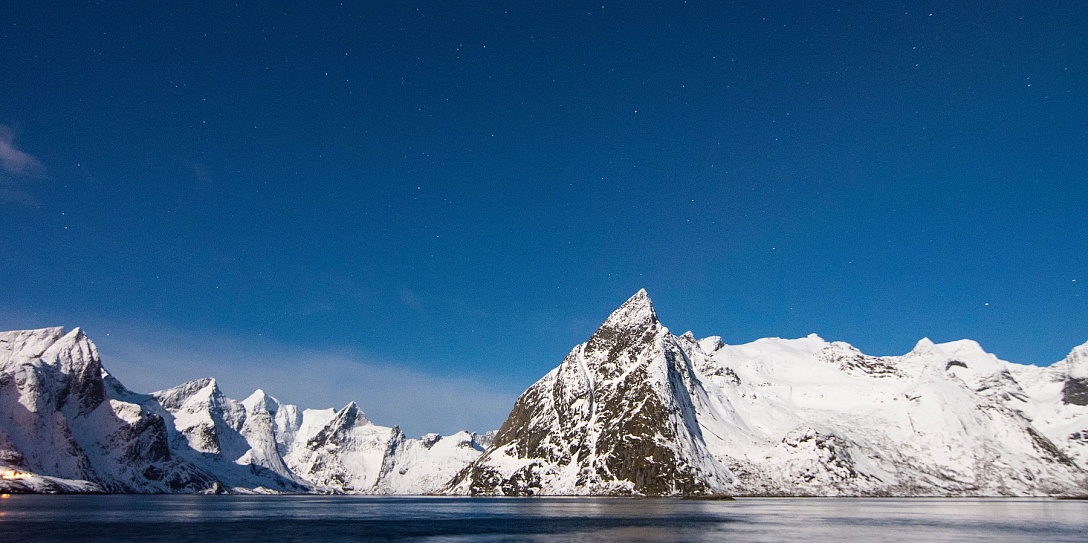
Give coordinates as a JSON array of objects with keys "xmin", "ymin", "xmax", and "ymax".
[
  {"xmin": 286, "ymin": 401, "xmax": 393, "ymax": 491},
  {"xmin": 1008, "ymin": 341, "xmax": 1088, "ymax": 470},
  {"xmin": 152, "ymin": 378, "xmax": 247, "ymax": 457},
  {"xmin": 237, "ymin": 389, "xmax": 299, "ymax": 481},
  {"xmin": 373, "ymin": 431, "xmax": 488, "ymax": 494},
  {"xmin": 1061, "ymin": 343, "xmax": 1088, "ymax": 406},
  {"xmin": 281, "ymin": 401, "xmax": 491, "ymax": 494},
  {"xmin": 449, "ymin": 292, "xmax": 1088, "ymax": 496},
  {"xmin": 447, "ymin": 290, "xmax": 731, "ymax": 496},
  {"xmin": 0, "ymin": 328, "xmax": 97, "ymax": 481},
  {"xmin": 0, "ymin": 328, "xmax": 218, "ymax": 492},
  {"xmin": 0, "ymin": 327, "xmax": 486, "ymax": 494},
  {"xmin": 139, "ymin": 378, "xmax": 306, "ymax": 492}
]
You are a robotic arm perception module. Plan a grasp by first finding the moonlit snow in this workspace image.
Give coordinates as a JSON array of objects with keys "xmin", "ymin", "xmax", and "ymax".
[{"xmin": 2, "ymin": 291, "xmax": 1087, "ymax": 495}]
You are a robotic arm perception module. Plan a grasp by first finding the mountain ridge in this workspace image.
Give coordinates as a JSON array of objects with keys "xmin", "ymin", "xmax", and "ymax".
[
  {"xmin": 447, "ymin": 291, "xmax": 1088, "ymax": 496},
  {"xmin": 3, "ymin": 291, "xmax": 1087, "ymax": 495},
  {"xmin": 0, "ymin": 327, "xmax": 488, "ymax": 494}
]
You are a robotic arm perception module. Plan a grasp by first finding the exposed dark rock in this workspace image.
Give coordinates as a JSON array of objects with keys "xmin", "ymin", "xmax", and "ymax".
[
  {"xmin": 1025, "ymin": 426, "xmax": 1078, "ymax": 467},
  {"xmin": 971, "ymin": 370, "xmax": 1030, "ymax": 402},
  {"xmin": 449, "ymin": 290, "xmax": 724, "ymax": 497},
  {"xmin": 946, "ymin": 360, "xmax": 968, "ymax": 370},
  {"xmin": 421, "ymin": 433, "xmax": 441, "ymax": 449},
  {"xmin": 1062, "ymin": 378, "xmax": 1088, "ymax": 406},
  {"xmin": 820, "ymin": 347, "xmax": 900, "ymax": 378},
  {"xmin": 781, "ymin": 428, "xmax": 866, "ymax": 487},
  {"xmin": 122, "ymin": 412, "xmax": 172, "ymax": 464}
]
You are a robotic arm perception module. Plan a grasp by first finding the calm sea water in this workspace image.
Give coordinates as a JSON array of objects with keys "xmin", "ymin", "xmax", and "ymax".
[{"xmin": 0, "ymin": 495, "xmax": 1084, "ymax": 542}]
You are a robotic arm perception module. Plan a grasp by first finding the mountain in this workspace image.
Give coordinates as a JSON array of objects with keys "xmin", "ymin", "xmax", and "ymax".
[
  {"xmin": 447, "ymin": 290, "xmax": 1088, "ymax": 496},
  {"xmin": 4, "ymin": 291, "xmax": 1088, "ymax": 496},
  {"xmin": 446, "ymin": 290, "xmax": 732, "ymax": 495},
  {"xmin": 0, "ymin": 327, "xmax": 487, "ymax": 494},
  {"xmin": 0, "ymin": 327, "xmax": 217, "ymax": 492}
]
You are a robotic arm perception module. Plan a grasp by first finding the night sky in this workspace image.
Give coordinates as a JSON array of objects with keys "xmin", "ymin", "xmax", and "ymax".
[{"xmin": 2, "ymin": 1, "xmax": 1086, "ymax": 435}]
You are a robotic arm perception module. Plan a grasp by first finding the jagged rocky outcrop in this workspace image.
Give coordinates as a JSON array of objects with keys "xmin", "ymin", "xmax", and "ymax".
[
  {"xmin": 0, "ymin": 328, "xmax": 217, "ymax": 492},
  {"xmin": 0, "ymin": 327, "xmax": 487, "ymax": 494},
  {"xmin": 1060, "ymin": 344, "xmax": 1088, "ymax": 406},
  {"xmin": 447, "ymin": 290, "xmax": 1088, "ymax": 496},
  {"xmin": 446, "ymin": 290, "xmax": 730, "ymax": 496}
]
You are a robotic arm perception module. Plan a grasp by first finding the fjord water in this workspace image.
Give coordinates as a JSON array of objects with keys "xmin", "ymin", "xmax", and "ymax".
[{"xmin": 1, "ymin": 496, "xmax": 1084, "ymax": 542}]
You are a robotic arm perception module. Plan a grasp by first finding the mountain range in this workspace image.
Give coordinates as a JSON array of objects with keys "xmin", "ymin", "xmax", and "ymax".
[
  {"xmin": 2, "ymin": 290, "xmax": 1086, "ymax": 495},
  {"xmin": 0, "ymin": 326, "xmax": 488, "ymax": 494}
]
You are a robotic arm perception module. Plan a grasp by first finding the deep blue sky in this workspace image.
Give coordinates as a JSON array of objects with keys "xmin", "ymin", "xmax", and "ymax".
[{"xmin": 2, "ymin": 1, "xmax": 1086, "ymax": 435}]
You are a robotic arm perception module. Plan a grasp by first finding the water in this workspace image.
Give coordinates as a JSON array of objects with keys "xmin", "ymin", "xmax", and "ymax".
[{"xmin": 1, "ymin": 495, "xmax": 1084, "ymax": 542}]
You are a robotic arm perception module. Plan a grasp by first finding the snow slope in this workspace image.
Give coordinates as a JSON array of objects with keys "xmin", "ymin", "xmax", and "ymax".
[
  {"xmin": 0, "ymin": 327, "xmax": 215, "ymax": 492},
  {"xmin": 0, "ymin": 327, "xmax": 486, "ymax": 494},
  {"xmin": 448, "ymin": 290, "xmax": 1088, "ymax": 496}
]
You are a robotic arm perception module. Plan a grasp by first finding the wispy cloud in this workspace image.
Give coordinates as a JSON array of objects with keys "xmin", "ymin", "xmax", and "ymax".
[
  {"xmin": 0, "ymin": 125, "xmax": 43, "ymax": 177},
  {"xmin": 0, "ymin": 125, "xmax": 45, "ymax": 206},
  {"xmin": 93, "ymin": 324, "xmax": 518, "ymax": 438}
]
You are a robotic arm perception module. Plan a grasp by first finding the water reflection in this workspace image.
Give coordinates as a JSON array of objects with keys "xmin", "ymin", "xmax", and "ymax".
[{"xmin": 0, "ymin": 496, "xmax": 1084, "ymax": 542}]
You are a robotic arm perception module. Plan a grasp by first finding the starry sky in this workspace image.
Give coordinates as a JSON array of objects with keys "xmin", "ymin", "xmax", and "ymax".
[{"xmin": 1, "ymin": 1, "xmax": 1086, "ymax": 436}]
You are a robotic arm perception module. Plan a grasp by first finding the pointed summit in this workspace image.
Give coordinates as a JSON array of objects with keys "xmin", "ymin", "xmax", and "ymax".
[
  {"xmin": 152, "ymin": 377, "xmax": 219, "ymax": 411},
  {"xmin": 448, "ymin": 288, "xmax": 732, "ymax": 496},
  {"xmin": 334, "ymin": 401, "xmax": 368, "ymax": 428},
  {"xmin": 242, "ymin": 388, "xmax": 279, "ymax": 414},
  {"xmin": 1065, "ymin": 341, "xmax": 1088, "ymax": 379},
  {"xmin": 584, "ymin": 289, "xmax": 661, "ymax": 360},
  {"xmin": 912, "ymin": 337, "xmax": 935, "ymax": 354},
  {"xmin": 601, "ymin": 289, "xmax": 658, "ymax": 331}
]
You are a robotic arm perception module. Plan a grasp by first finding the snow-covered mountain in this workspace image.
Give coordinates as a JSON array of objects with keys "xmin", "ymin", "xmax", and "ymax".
[
  {"xmin": 0, "ymin": 327, "xmax": 487, "ymax": 494},
  {"xmin": 4, "ymin": 291, "xmax": 1088, "ymax": 496},
  {"xmin": 447, "ymin": 290, "xmax": 1088, "ymax": 496}
]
